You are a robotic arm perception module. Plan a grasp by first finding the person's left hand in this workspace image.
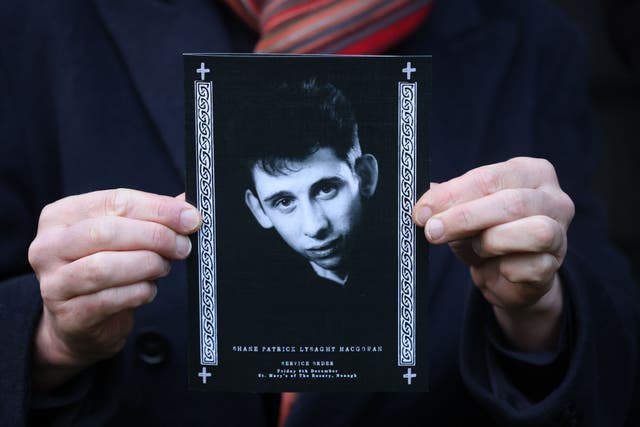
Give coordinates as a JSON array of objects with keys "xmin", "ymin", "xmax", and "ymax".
[{"xmin": 412, "ymin": 157, "xmax": 575, "ymax": 352}]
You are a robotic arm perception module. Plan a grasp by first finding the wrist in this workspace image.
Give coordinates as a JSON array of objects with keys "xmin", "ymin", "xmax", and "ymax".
[
  {"xmin": 32, "ymin": 310, "xmax": 89, "ymax": 390},
  {"xmin": 492, "ymin": 275, "xmax": 564, "ymax": 353}
]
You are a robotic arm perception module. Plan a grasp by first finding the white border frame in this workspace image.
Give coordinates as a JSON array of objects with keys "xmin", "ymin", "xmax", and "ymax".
[
  {"xmin": 195, "ymin": 80, "xmax": 218, "ymax": 366},
  {"xmin": 397, "ymin": 81, "xmax": 417, "ymax": 367}
]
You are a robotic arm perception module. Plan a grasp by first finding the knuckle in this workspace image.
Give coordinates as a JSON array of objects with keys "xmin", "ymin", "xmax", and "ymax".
[
  {"xmin": 538, "ymin": 254, "xmax": 559, "ymax": 276},
  {"xmin": 534, "ymin": 158, "xmax": 559, "ymax": 185},
  {"xmin": 536, "ymin": 158, "xmax": 556, "ymax": 177},
  {"xmin": 153, "ymin": 199, "xmax": 172, "ymax": 224},
  {"xmin": 457, "ymin": 206, "xmax": 475, "ymax": 232},
  {"xmin": 508, "ymin": 156, "xmax": 530, "ymax": 165},
  {"xmin": 558, "ymin": 191, "xmax": 575, "ymax": 223},
  {"xmin": 106, "ymin": 188, "xmax": 131, "ymax": 216},
  {"xmin": 39, "ymin": 276, "xmax": 58, "ymax": 303},
  {"xmin": 140, "ymin": 252, "xmax": 157, "ymax": 276},
  {"xmin": 142, "ymin": 252, "xmax": 171, "ymax": 279},
  {"xmin": 530, "ymin": 216, "xmax": 559, "ymax": 251},
  {"xmin": 498, "ymin": 255, "xmax": 552, "ymax": 286},
  {"xmin": 510, "ymin": 157, "xmax": 557, "ymax": 184},
  {"xmin": 28, "ymin": 238, "xmax": 45, "ymax": 268},
  {"xmin": 39, "ymin": 202, "xmax": 57, "ymax": 224},
  {"xmin": 503, "ymin": 189, "xmax": 527, "ymax": 219},
  {"xmin": 499, "ymin": 263, "xmax": 519, "ymax": 284},
  {"xmin": 54, "ymin": 300, "xmax": 84, "ymax": 332},
  {"xmin": 425, "ymin": 182, "xmax": 454, "ymax": 211},
  {"xmin": 475, "ymin": 168, "xmax": 502, "ymax": 195},
  {"xmin": 28, "ymin": 229, "xmax": 61, "ymax": 271},
  {"xmin": 438, "ymin": 186, "xmax": 456, "ymax": 209},
  {"xmin": 528, "ymin": 255, "xmax": 558, "ymax": 285},
  {"xmin": 149, "ymin": 223, "xmax": 172, "ymax": 250},
  {"xmin": 38, "ymin": 195, "xmax": 77, "ymax": 228},
  {"xmin": 39, "ymin": 263, "xmax": 80, "ymax": 304},
  {"xmin": 89, "ymin": 218, "xmax": 116, "ymax": 246},
  {"xmin": 85, "ymin": 254, "xmax": 110, "ymax": 283}
]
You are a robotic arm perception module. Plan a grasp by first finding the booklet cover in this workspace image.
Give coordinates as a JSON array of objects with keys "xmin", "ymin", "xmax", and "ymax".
[{"xmin": 185, "ymin": 54, "xmax": 430, "ymax": 392}]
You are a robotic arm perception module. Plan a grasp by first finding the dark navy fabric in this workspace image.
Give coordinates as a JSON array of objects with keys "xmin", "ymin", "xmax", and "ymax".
[{"xmin": 1, "ymin": 0, "xmax": 639, "ymax": 426}]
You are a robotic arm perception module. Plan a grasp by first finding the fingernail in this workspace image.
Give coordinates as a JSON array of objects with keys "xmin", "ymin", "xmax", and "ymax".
[
  {"xmin": 180, "ymin": 208, "xmax": 200, "ymax": 231},
  {"xmin": 176, "ymin": 235, "xmax": 192, "ymax": 257},
  {"xmin": 416, "ymin": 206, "xmax": 432, "ymax": 226},
  {"xmin": 426, "ymin": 218, "xmax": 444, "ymax": 241},
  {"xmin": 147, "ymin": 285, "xmax": 158, "ymax": 303}
]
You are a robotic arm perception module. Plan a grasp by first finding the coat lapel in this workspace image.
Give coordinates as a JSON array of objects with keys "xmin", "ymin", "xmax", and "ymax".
[{"xmin": 92, "ymin": 0, "xmax": 234, "ymax": 177}]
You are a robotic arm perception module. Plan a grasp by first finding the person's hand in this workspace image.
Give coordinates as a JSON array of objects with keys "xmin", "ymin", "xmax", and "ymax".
[
  {"xmin": 413, "ymin": 157, "xmax": 574, "ymax": 352},
  {"xmin": 28, "ymin": 189, "xmax": 201, "ymax": 389}
]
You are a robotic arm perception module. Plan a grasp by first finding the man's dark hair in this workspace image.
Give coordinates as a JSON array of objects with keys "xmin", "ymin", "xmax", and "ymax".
[{"xmin": 228, "ymin": 78, "xmax": 361, "ymax": 176}]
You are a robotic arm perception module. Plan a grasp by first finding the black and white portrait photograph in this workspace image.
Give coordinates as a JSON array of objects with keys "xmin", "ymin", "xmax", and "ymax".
[{"xmin": 185, "ymin": 54, "xmax": 430, "ymax": 391}]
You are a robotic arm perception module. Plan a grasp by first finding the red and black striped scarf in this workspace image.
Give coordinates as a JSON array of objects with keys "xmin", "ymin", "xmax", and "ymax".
[{"xmin": 223, "ymin": 0, "xmax": 433, "ymax": 54}]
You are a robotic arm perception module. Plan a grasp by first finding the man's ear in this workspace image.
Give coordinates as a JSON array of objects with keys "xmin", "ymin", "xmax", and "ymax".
[
  {"xmin": 354, "ymin": 153, "xmax": 379, "ymax": 198},
  {"xmin": 244, "ymin": 189, "xmax": 274, "ymax": 229}
]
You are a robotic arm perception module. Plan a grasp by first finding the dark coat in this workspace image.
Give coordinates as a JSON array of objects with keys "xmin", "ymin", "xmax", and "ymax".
[{"xmin": 1, "ymin": 0, "xmax": 638, "ymax": 425}]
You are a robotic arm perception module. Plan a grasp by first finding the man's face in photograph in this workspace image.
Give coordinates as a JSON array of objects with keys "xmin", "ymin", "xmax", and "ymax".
[{"xmin": 247, "ymin": 147, "xmax": 364, "ymax": 276}]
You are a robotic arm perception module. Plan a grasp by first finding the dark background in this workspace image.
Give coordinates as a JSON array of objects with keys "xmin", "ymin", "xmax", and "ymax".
[{"xmin": 553, "ymin": 0, "xmax": 640, "ymax": 285}]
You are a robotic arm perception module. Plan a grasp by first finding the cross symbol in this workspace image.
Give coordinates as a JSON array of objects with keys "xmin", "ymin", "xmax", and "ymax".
[
  {"xmin": 198, "ymin": 366, "xmax": 212, "ymax": 384},
  {"xmin": 403, "ymin": 367, "xmax": 417, "ymax": 385},
  {"xmin": 196, "ymin": 62, "xmax": 210, "ymax": 80},
  {"xmin": 402, "ymin": 61, "xmax": 416, "ymax": 80}
]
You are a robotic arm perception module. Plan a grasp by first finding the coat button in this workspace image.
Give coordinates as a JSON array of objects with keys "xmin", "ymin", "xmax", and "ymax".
[{"xmin": 136, "ymin": 331, "xmax": 169, "ymax": 365}]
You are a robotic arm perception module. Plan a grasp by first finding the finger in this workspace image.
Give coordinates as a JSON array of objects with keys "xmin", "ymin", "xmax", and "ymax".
[
  {"xmin": 175, "ymin": 193, "xmax": 186, "ymax": 201},
  {"xmin": 49, "ymin": 216, "xmax": 192, "ymax": 261},
  {"xmin": 470, "ymin": 256, "xmax": 557, "ymax": 309},
  {"xmin": 42, "ymin": 251, "xmax": 171, "ymax": 301},
  {"xmin": 498, "ymin": 252, "xmax": 560, "ymax": 287},
  {"xmin": 38, "ymin": 189, "xmax": 201, "ymax": 234},
  {"xmin": 61, "ymin": 281, "xmax": 158, "ymax": 328},
  {"xmin": 471, "ymin": 215, "xmax": 567, "ymax": 259},
  {"xmin": 423, "ymin": 188, "xmax": 571, "ymax": 243},
  {"xmin": 413, "ymin": 157, "xmax": 559, "ymax": 225}
]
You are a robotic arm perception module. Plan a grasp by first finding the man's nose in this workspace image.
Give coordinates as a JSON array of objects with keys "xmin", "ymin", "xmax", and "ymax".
[{"xmin": 301, "ymin": 201, "xmax": 330, "ymax": 238}]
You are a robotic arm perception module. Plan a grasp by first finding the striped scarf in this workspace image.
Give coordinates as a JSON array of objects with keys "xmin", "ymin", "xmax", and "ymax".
[{"xmin": 223, "ymin": 0, "xmax": 433, "ymax": 54}]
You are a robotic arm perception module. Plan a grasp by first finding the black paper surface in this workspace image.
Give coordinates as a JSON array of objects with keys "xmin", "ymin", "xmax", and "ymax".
[{"xmin": 185, "ymin": 54, "xmax": 430, "ymax": 391}]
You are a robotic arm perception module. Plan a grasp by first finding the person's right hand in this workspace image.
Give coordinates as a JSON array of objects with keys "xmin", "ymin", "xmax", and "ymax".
[{"xmin": 28, "ymin": 189, "xmax": 201, "ymax": 389}]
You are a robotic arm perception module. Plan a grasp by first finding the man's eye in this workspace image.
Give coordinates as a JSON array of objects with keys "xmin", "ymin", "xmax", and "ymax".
[
  {"xmin": 274, "ymin": 197, "xmax": 296, "ymax": 212},
  {"xmin": 316, "ymin": 183, "xmax": 338, "ymax": 199}
]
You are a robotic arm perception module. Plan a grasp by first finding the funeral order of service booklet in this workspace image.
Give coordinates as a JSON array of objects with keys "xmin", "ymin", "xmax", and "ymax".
[{"xmin": 185, "ymin": 54, "xmax": 430, "ymax": 392}]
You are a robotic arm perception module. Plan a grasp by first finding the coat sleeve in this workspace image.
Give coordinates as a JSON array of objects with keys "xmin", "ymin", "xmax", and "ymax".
[
  {"xmin": 0, "ymin": 21, "xmax": 111, "ymax": 425},
  {"xmin": 0, "ymin": 44, "xmax": 45, "ymax": 423},
  {"xmin": 458, "ymin": 6, "xmax": 640, "ymax": 427}
]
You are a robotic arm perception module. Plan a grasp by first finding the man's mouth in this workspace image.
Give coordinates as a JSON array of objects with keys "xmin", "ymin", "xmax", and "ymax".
[{"xmin": 306, "ymin": 238, "xmax": 342, "ymax": 259}]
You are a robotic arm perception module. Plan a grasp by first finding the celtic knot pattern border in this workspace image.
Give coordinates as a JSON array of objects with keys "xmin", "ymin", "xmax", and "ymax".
[
  {"xmin": 195, "ymin": 81, "xmax": 218, "ymax": 366},
  {"xmin": 397, "ymin": 82, "xmax": 417, "ymax": 367}
]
